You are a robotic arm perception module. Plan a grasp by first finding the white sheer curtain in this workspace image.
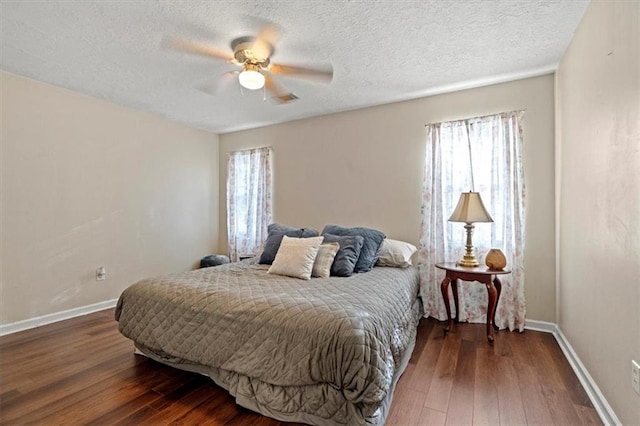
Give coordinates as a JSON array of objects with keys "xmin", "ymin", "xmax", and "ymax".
[
  {"xmin": 226, "ymin": 147, "xmax": 273, "ymax": 262},
  {"xmin": 418, "ymin": 111, "xmax": 526, "ymax": 331}
]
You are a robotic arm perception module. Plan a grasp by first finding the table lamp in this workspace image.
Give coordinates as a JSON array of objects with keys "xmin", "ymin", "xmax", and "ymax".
[{"xmin": 448, "ymin": 191, "xmax": 493, "ymax": 267}]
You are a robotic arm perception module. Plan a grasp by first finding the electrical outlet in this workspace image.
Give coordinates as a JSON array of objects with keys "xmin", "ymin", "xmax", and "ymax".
[
  {"xmin": 633, "ymin": 360, "xmax": 640, "ymax": 395},
  {"xmin": 96, "ymin": 266, "xmax": 106, "ymax": 281}
]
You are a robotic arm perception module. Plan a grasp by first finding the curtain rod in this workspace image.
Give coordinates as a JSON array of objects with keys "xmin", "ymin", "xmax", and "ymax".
[{"xmin": 423, "ymin": 109, "xmax": 525, "ymax": 127}]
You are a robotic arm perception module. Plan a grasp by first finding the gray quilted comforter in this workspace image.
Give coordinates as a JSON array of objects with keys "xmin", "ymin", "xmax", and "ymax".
[{"xmin": 115, "ymin": 260, "xmax": 421, "ymax": 425}]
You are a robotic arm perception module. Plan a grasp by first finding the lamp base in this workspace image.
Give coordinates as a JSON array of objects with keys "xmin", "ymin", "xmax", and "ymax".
[
  {"xmin": 457, "ymin": 256, "xmax": 480, "ymax": 268},
  {"xmin": 458, "ymin": 222, "xmax": 479, "ymax": 267}
]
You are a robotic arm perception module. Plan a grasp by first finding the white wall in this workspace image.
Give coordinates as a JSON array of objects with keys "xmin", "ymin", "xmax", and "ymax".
[
  {"xmin": 0, "ymin": 72, "xmax": 219, "ymax": 324},
  {"xmin": 220, "ymin": 75, "xmax": 557, "ymax": 323},
  {"xmin": 556, "ymin": 0, "xmax": 640, "ymax": 423}
]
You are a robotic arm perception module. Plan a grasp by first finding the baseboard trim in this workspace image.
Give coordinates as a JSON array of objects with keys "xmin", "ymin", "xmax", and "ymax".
[
  {"xmin": 0, "ymin": 298, "xmax": 118, "ymax": 336},
  {"xmin": 524, "ymin": 319, "xmax": 557, "ymax": 333},
  {"xmin": 526, "ymin": 319, "xmax": 620, "ymax": 426}
]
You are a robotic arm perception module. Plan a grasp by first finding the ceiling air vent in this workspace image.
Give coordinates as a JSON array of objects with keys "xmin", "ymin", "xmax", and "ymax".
[{"xmin": 272, "ymin": 93, "xmax": 299, "ymax": 104}]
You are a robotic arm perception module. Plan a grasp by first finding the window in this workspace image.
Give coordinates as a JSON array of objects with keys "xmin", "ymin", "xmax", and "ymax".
[
  {"xmin": 226, "ymin": 147, "xmax": 272, "ymax": 261},
  {"xmin": 418, "ymin": 111, "xmax": 526, "ymax": 331}
]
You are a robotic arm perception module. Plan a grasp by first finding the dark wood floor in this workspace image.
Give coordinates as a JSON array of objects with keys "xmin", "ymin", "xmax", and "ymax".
[{"xmin": 0, "ymin": 308, "xmax": 601, "ymax": 425}]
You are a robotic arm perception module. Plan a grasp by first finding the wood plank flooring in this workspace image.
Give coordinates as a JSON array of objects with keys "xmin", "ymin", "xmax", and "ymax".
[{"xmin": 0, "ymin": 308, "xmax": 601, "ymax": 425}]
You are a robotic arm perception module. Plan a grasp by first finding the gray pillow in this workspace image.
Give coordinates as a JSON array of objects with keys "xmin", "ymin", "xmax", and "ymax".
[
  {"xmin": 321, "ymin": 234, "xmax": 364, "ymax": 277},
  {"xmin": 259, "ymin": 223, "xmax": 319, "ymax": 265},
  {"xmin": 321, "ymin": 225, "xmax": 385, "ymax": 273}
]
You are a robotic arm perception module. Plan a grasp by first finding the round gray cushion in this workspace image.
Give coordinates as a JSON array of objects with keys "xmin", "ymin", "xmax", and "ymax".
[{"xmin": 200, "ymin": 254, "xmax": 230, "ymax": 268}]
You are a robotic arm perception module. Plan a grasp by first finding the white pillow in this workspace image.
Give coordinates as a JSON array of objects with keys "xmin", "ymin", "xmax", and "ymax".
[
  {"xmin": 268, "ymin": 236, "xmax": 324, "ymax": 280},
  {"xmin": 376, "ymin": 239, "xmax": 417, "ymax": 268},
  {"xmin": 311, "ymin": 242, "xmax": 340, "ymax": 278}
]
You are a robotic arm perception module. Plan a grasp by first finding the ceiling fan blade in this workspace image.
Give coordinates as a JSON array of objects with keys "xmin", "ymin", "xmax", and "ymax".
[
  {"xmin": 196, "ymin": 71, "xmax": 238, "ymax": 96},
  {"xmin": 251, "ymin": 25, "xmax": 279, "ymax": 60},
  {"xmin": 269, "ymin": 63, "xmax": 333, "ymax": 83},
  {"xmin": 264, "ymin": 74, "xmax": 298, "ymax": 104},
  {"xmin": 264, "ymin": 73, "xmax": 287, "ymax": 96},
  {"xmin": 163, "ymin": 37, "xmax": 234, "ymax": 62}
]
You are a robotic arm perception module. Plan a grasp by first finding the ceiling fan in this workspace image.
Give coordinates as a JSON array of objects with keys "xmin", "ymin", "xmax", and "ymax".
[{"xmin": 165, "ymin": 26, "xmax": 333, "ymax": 104}]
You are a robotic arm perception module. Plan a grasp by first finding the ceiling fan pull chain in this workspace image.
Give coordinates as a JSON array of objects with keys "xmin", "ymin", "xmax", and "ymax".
[{"xmin": 263, "ymin": 85, "xmax": 267, "ymax": 102}]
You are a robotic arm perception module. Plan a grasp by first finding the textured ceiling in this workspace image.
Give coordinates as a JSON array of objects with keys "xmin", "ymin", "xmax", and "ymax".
[{"xmin": 0, "ymin": 0, "xmax": 589, "ymax": 134}]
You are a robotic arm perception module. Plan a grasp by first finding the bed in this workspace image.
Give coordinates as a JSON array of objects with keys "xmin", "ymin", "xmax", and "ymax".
[{"xmin": 115, "ymin": 258, "xmax": 422, "ymax": 425}]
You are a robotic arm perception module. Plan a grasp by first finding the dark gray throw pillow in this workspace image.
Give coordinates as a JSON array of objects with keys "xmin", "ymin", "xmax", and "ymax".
[
  {"xmin": 321, "ymin": 234, "xmax": 364, "ymax": 277},
  {"xmin": 259, "ymin": 223, "xmax": 319, "ymax": 265},
  {"xmin": 321, "ymin": 225, "xmax": 386, "ymax": 273}
]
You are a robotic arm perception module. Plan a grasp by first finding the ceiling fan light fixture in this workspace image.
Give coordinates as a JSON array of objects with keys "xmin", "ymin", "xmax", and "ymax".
[{"xmin": 238, "ymin": 65, "xmax": 265, "ymax": 90}]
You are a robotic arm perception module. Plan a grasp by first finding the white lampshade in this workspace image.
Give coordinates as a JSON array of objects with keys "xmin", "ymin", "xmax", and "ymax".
[
  {"xmin": 238, "ymin": 69, "xmax": 265, "ymax": 90},
  {"xmin": 448, "ymin": 192, "xmax": 493, "ymax": 224}
]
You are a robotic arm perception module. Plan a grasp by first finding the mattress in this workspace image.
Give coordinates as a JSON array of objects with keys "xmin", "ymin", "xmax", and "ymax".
[{"xmin": 115, "ymin": 259, "xmax": 422, "ymax": 425}]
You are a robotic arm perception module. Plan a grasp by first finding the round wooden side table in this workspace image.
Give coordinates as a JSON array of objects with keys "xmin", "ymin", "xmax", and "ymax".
[{"xmin": 435, "ymin": 262, "xmax": 511, "ymax": 343}]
